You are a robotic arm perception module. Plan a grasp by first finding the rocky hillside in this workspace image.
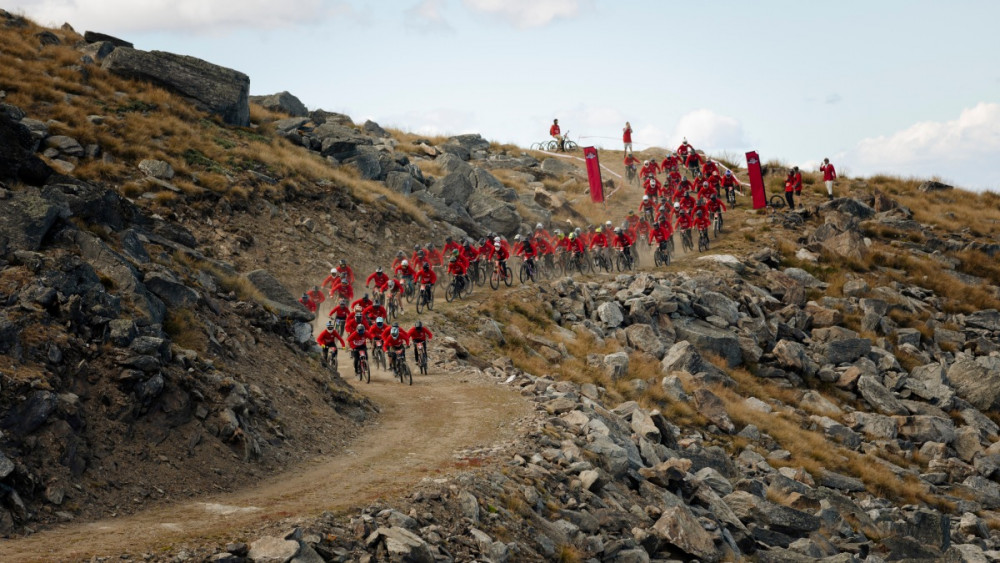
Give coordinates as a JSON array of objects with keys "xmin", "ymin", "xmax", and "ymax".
[
  {"xmin": 0, "ymin": 10, "xmax": 609, "ymax": 538},
  {"xmin": 5, "ymin": 9, "xmax": 1000, "ymax": 563}
]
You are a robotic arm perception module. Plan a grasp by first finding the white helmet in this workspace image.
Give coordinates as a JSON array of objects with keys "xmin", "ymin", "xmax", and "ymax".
[
  {"xmin": 673, "ymin": 202, "xmax": 680, "ymax": 209},
  {"xmin": 642, "ymin": 195, "xmax": 649, "ymax": 201},
  {"xmin": 494, "ymin": 236, "xmax": 501, "ymax": 243},
  {"xmin": 330, "ymin": 267, "xmax": 336, "ymax": 274},
  {"xmin": 605, "ymin": 220, "xmax": 612, "ymax": 227},
  {"xmin": 514, "ymin": 234, "xmax": 522, "ymax": 241},
  {"xmin": 401, "ymin": 260, "xmax": 409, "ymax": 267},
  {"xmin": 535, "ymin": 223, "xmax": 543, "ymax": 230}
]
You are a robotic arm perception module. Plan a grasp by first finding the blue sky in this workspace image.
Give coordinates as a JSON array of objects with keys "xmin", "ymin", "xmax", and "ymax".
[{"xmin": 12, "ymin": 0, "xmax": 1000, "ymax": 190}]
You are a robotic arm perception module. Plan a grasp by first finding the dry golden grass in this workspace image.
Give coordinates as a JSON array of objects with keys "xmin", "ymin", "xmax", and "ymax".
[{"xmin": 164, "ymin": 308, "xmax": 205, "ymax": 352}]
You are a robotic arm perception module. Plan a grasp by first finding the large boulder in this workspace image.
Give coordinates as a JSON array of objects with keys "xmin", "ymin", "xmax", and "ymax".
[
  {"xmin": 0, "ymin": 188, "xmax": 69, "ymax": 257},
  {"xmin": 469, "ymin": 167, "xmax": 517, "ymax": 201},
  {"xmin": 313, "ymin": 123, "xmax": 372, "ymax": 159},
  {"xmin": 673, "ymin": 318, "xmax": 742, "ymax": 368},
  {"xmin": 947, "ymin": 356, "xmax": 1000, "ymax": 411},
  {"xmin": 102, "ymin": 48, "xmax": 250, "ymax": 126},
  {"xmin": 84, "ymin": 30, "xmax": 133, "ymax": 48},
  {"xmin": 244, "ymin": 269, "xmax": 314, "ymax": 322},
  {"xmin": 0, "ymin": 113, "xmax": 53, "ymax": 185},
  {"xmin": 651, "ymin": 505, "xmax": 719, "ymax": 562},
  {"xmin": 820, "ymin": 230, "xmax": 868, "ymax": 261},
  {"xmin": 660, "ymin": 341, "xmax": 730, "ymax": 383},
  {"xmin": 465, "ymin": 192, "xmax": 521, "ymax": 237},
  {"xmin": 918, "ymin": 180, "xmax": 953, "ymax": 193},
  {"xmin": 249, "ymin": 91, "xmax": 307, "ymax": 117},
  {"xmin": 428, "ymin": 171, "xmax": 474, "ymax": 206}
]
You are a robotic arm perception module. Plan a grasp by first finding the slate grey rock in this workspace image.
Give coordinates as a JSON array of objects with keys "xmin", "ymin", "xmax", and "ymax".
[
  {"xmin": 0, "ymin": 188, "xmax": 69, "ymax": 256},
  {"xmin": 465, "ymin": 192, "xmax": 521, "ymax": 237},
  {"xmin": 84, "ymin": 30, "xmax": 133, "ymax": 48},
  {"xmin": 144, "ymin": 271, "xmax": 199, "ymax": 308},
  {"xmin": 138, "ymin": 159, "xmax": 174, "ymax": 179},
  {"xmin": 856, "ymin": 376, "xmax": 908, "ymax": 415},
  {"xmin": 428, "ymin": 171, "xmax": 474, "ymax": 207},
  {"xmin": 103, "ymin": 48, "xmax": 250, "ymax": 126},
  {"xmin": 673, "ymin": 318, "xmax": 742, "ymax": 368},
  {"xmin": 947, "ymin": 357, "xmax": 1000, "ymax": 410},
  {"xmin": 250, "ymin": 91, "xmax": 307, "ymax": 117},
  {"xmin": 245, "ymin": 269, "xmax": 314, "ymax": 322},
  {"xmin": 1, "ymin": 390, "xmax": 57, "ymax": 435}
]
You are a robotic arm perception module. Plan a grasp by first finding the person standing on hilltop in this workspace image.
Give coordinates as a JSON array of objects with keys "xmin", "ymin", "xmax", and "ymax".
[
  {"xmin": 623, "ymin": 121, "xmax": 633, "ymax": 153},
  {"xmin": 820, "ymin": 158, "xmax": 837, "ymax": 200},
  {"xmin": 550, "ymin": 119, "xmax": 563, "ymax": 152},
  {"xmin": 784, "ymin": 170, "xmax": 796, "ymax": 209}
]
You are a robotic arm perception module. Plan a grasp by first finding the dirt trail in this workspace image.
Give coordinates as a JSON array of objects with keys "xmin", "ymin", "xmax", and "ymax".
[{"xmin": 0, "ymin": 363, "xmax": 531, "ymax": 562}]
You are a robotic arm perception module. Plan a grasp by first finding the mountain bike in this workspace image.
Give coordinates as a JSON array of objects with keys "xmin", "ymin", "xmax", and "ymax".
[
  {"xmin": 489, "ymin": 259, "xmax": 512, "ymax": 289},
  {"xmin": 626, "ymin": 164, "xmax": 638, "ymax": 186},
  {"xmin": 725, "ymin": 184, "xmax": 737, "ymax": 206},
  {"xmin": 414, "ymin": 340, "xmax": 428, "ymax": 375},
  {"xmin": 389, "ymin": 347, "xmax": 412, "ymax": 385},
  {"xmin": 681, "ymin": 229, "xmax": 693, "ymax": 253},
  {"xmin": 332, "ymin": 316, "xmax": 346, "ymax": 336},
  {"xmin": 653, "ymin": 241, "xmax": 671, "ymax": 267},
  {"xmin": 546, "ymin": 130, "xmax": 577, "ymax": 152},
  {"xmin": 386, "ymin": 291, "xmax": 400, "ymax": 321},
  {"xmin": 372, "ymin": 338, "xmax": 387, "ymax": 371},
  {"xmin": 468, "ymin": 259, "xmax": 486, "ymax": 287},
  {"xmin": 698, "ymin": 228, "xmax": 710, "ymax": 252},
  {"xmin": 403, "ymin": 276, "xmax": 416, "ymax": 303},
  {"xmin": 322, "ymin": 345, "xmax": 338, "ymax": 373},
  {"xmin": 445, "ymin": 274, "xmax": 470, "ymax": 302},
  {"xmin": 415, "ymin": 283, "xmax": 434, "ymax": 313},
  {"xmin": 372, "ymin": 290, "xmax": 385, "ymax": 308},
  {"xmin": 615, "ymin": 247, "xmax": 634, "ymax": 272},
  {"xmin": 713, "ymin": 211, "xmax": 724, "ymax": 238},
  {"xmin": 592, "ymin": 249, "xmax": 611, "ymax": 273},
  {"xmin": 519, "ymin": 257, "xmax": 537, "ymax": 284},
  {"xmin": 354, "ymin": 348, "xmax": 370, "ymax": 384}
]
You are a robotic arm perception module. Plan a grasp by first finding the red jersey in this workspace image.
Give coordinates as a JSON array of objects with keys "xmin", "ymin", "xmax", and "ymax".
[
  {"xmin": 678, "ymin": 194, "xmax": 696, "ymax": 212},
  {"xmin": 693, "ymin": 214, "xmax": 711, "ymax": 230},
  {"xmin": 416, "ymin": 268, "xmax": 437, "ymax": 285},
  {"xmin": 330, "ymin": 279, "xmax": 353, "ymax": 300},
  {"xmin": 384, "ymin": 278, "xmax": 404, "ymax": 294},
  {"xmin": 611, "ymin": 232, "xmax": 633, "ymax": 249},
  {"xmin": 443, "ymin": 240, "xmax": 462, "ymax": 256},
  {"xmin": 685, "ymin": 152, "xmax": 703, "ymax": 168},
  {"xmin": 395, "ymin": 264, "xmax": 416, "ymax": 279},
  {"xmin": 785, "ymin": 176, "xmax": 795, "ymax": 193},
  {"xmin": 706, "ymin": 199, "xmax": 727, "ymax": 214},
  {"xmin": 639, "ymin": 199, "xmax": 655, "ymax": 214},
  {"xmin": 793, "ymin": 171, "xmax": 803, "ymax": 192},
  {"xmin": 411, "ymin": 251, "xmax": 428, "ymax": 270},
  {"xmin": 362, "ymin": 304, "xmax": 387, "ymax": 322},
  {"xmin": 321, "ymin": 273, "xmax": 337, "ymax": 289},
  {"xmin": 328, "ymin": 303, "xmax": 351, "ymax": 319},
  {"xmin": 649, "ymin": 223, "xmax": 674, "ymax": 243},
  {"xmin": 550, "ymin": 124, "xmax": 561, "ymax": 136},
  {"xmin": 461, "ymin": 245, "xmax": 479, "ymax": 262},
  {"xmin": 391, "ymin": 257, "xmax": 407, "ymax": 272},
  {"xmin": 338, "ymin": 265, "xmax": 355, "ymax": 285},
  {"xmin": 675, "ymin": 213, "xmax": 693, "ymax": 230},
  {"xmin": 567, "ymin": 238, "xmax": 585, "ymax": 254},
  {"xmin": 425, "ymin": 248, "xmax": 443, "ymax": 267},
  {"xmin": 345, "ymin": 329, "xmax": 372, "ymax": 350},
  {"xmin": 307, "ymin": 288, "xmax": 325, "ymax": 304},
  {"xmin": 383, "ymin": 332, "xmax": 411, "ymax": 351},
  {"xmin": 702, "ymin": 160, "xmax": 720, "ymax": 177},
  {"xmin": 677, "ymin": 143, "xmax": 691, "ymax": 157},
  {"xmin": 624, "ymin": 154, "xmax": 640, "ymax": 167},
  {"xmin": 821, "ymin": 162, "xmax": 836, "ymax": 181},
  {"xmin": 351, "ymin": 296, "xmax": 373, "ymax": 311},
  {"xmin": 623, "ymin": 125, "xmax": 632, "ymax": 143},
  {"xmin": 447, "ymin": 260, "xmax": 466, "ymax": 276},
  {"xmin": 492, "ymin": 245, "xmax": 510, "ymax": 261},
  {"xmin": 661, "ymin": 155, "xmax": 680, "ymax": 170},
  {"xmin": 589, "ymin": 232, "xmax": 609, "ymax": 249},
  {"xmin": 345, "ymin": 315, "xmax": 370, "ymax": 336},
  {"xmin": 316, "ymin": 329, "xmax": 345, "ymax": 348},
  {"xmin": 366, "ymin": 271, "xmax": 389, "ymax": 290},
  {"xmin": 408, "ymin": 326, "xmax": 433, "ymax": 342}
]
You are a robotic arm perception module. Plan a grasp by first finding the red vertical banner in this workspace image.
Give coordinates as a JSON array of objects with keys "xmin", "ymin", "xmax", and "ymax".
[
  {"xmin": 746, "ymin": 151, "xmax": 766, "ymax": 209},
  {"xmin": 583, "ymin": 147, "xmax": 604, "ymax": 203}
]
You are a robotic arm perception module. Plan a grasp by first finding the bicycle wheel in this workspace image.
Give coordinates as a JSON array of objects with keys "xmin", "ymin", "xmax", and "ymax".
[
  {"xmin": 461, "ymin": 276, "xmax": 473, "ymax": 298},
  {"xmin": 416, "ymin": 290, "xmax": 426, "ymax": 314},
  {"xmin": 428, "ymin": 287, "xmax": 434, "ymax": 310},
  {"xmin": 404, "ymin": 284, "xmax": 414, "ymax": 303},
  {"xmin": 387, "ymin": 299, "xmax": 397, "ymax": 321},
  {"xmin": 489, "ymin": 268, "xmax": 499, "ymax": 290},
  {"xmin": 653, "ymin": 249, "xmax": 663, "ymax": 267},
  {"xmin": 546, "ymin": 140, "xmax": 558, "ymax": 151},
  {"xmin": 699, "ymin": 232, "xmax": 710, "ymax": 252},
  {"xmin": 615, "ymin": 253, "xmax": 625, "ymax": 272},
  {"xmin": 419, "ymin": 346, "xmax": 428, "ymax": 374},
  {"xmin": 445, "ymin": 283, "xmax": 456, "ymax": 302},
  {"xmin": 518, "ymin": 263, "xmax": 527, "ymax": 284},
  {"xmin": 770, "ymin": 195, "xmax": 786, "ymax": 209},
  {"xmin": 476, "ymin": 265, "xmax": 486, "ymax": 286},
  {"xmin": 564, "ymin": 140, "xmax": 578, "ymax": 151},
  {"xmin": 362, "ymin": 358, "xmax": 370, "ymax": 383},
  {"xmin": 503, "ymin": 265, "xmax": 512, "ymax": 286}
]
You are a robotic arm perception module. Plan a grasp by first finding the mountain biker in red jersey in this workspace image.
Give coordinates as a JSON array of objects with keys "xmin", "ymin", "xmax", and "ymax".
[
  {"xmin": 442, "ymin": 236, "xmax": 462, "ymax": 257},
  {"xmin": 383, "ymin": 323, "xmax": 412, "ymax": 369},
  {"xmin": 321, "ymin": 267, "xmax": 339, "ymax": 292},
  {"xmin": 722, "ymin": 170, "xmax": 740, "ymax": 196},
  {"xmin": 639, "ymin": 194, "xmax": 656, "ymax": 216},
  {"xmin": 676, "ymin": 138, "xmax": 692, "ymax": 158},
  {"xmin": 661, "ymin": 153, "xmax": 680, "ymax": 173},
  {"xmin": 678, "ymin": 191, "xmax": 696, "ymax": 213},
  {"xmin": 566, "ymin": 232, "xmax": 586, "ymax": 255},
  {"xmin": 366, "ymin": 267, "xmax": 389, "ymax": 292},
  {"xmin": 416, "ymin": 262, "xmax": 437, "ymax": 286},
  {"xmin": 460, "ymin": 240, "xmax": 480, "ymax": 262},
  {"xmin": 642, "ymin": 176, "xmax": 661, "ymax": 198},
  {"xmin": 330, "ymin": 273, "xmax": 353, "ymax": 300},
  {"xmin": 328, "ymin": 297, "xmax": 351, "ymax": 321},
  {"xmin": 697, "ymin": 181, "xmax": 716, "ymax": 201},
  {"xmin": 792, "ymin": 166, "xmax": 803, "ymax": 195},
  {"xmin": 407, "ymin": 320, "xmax": 433, "ymax": 362},
  {"xmin": 693, "ymin": 209, "xmax": 711, "ymax": 232},
  {"xmin": 589, "ymin": 227, "xmax": 609, "ymax": 251},
  {"xmin": 702, "ymin": 159, "xmax": 720, "ymax": 178},
  {"xmin": 411, "ymin": 247, "xmax": 428, "ymax": 270},
  {"xmin": 625, "ymin": 210, "xmax": 641, "ymax": 232},
  {"xmin": 395, "ymin": 259, "xmax": 416, "ymax": 281},
  {"xmin": 299, "ymin": 293, "xmax": 317, "ymax": 313},
  {"xmin": 706, "ymin": 172, "xmax": 722, "ymax": 195},
  {"xmin": 446, "ymin": 255, "xmax": 468, "ymax": 294},
  {"xmin": 706, "ymin": 194, "xmax": 727, "ymax": 216},
  {"xmin": 307, "ymin": 286, "xmax": 325, "ymax": 306},
  {"xmin": 492, "ymin": 240, "xmax": 510, "ymax": 273},
  {"xmin": 391, "ymin": 251, "xmax": 408, "ymax": 272},
  {"xmin": 362, "ymin": 302, "xmax": 387, "ymax": 325},
  {"xmin": 638, "ymin": 160, "xmax": 656, "ymax": 179},
  {"xmin": 371, "ymin": 316, "xmax": 388, "ymax": 343},
  {"xmin": 345, "ymin": 325, "xmax": 373, "ymax": 375},
  {"xmin": 624, "ymin": 153, "xmax": 640, "ymax": 177},
  {"xmin": 667, "ymin": 169, "xmax": 682, "ymax": 188},
  {"xmin": 649, "ymin": 218, "xmax": 674, "ymax": 245},
  {"xmin": 685, "ymin": 151, "xmax": 703, "ymax": 177},
  {"xmin": 344, "ymin": 307, "xmax": 370, "ymax": 336},
  {"xmin": 351, "ymin": 293, "xmax": 373, "ymax": 312},
  {"xmin": 335, "ymin": 259, "xmax": 354, "ymax": 286},
  {"xmin": 383, "ymin": 276, "xmax": 405, "ymax": 311},
  {"xmin": 316, "ymin": 321, "xmax": 345, "ymax": 365},
  {"xmin": 611, "ymin": 227, "xmax": 633, "ymax": 251},
  {"xmin": 477, "ymin": 238, "xmax": 494, "ymax": 260},
  {"xmin": 675, "ymin": 208, "xmax": 694, "ymax": 232},
  {"xmin": 425, "ymin": 243, "xmax": 443, "ymax": 269}
]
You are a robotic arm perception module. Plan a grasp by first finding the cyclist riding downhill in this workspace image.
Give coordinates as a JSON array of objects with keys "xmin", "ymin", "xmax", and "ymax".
[{"xmin": 316, "ymin": 321, "xmax": 345, "ymax": 367}]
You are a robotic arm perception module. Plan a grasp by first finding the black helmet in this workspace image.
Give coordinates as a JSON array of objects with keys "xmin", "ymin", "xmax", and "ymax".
[
  {"xmin": 415, "ymin": 320, "xmax": 422, "ymax": 329},
  {"xmin": 357, "ymin": 325, "xmax": 366, "ymax": 335}
]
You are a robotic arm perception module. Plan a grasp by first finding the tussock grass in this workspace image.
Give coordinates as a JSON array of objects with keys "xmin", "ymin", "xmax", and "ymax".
[{"xmin": 164, "ymin": 308, "xmax": 205, "ymax": 352}]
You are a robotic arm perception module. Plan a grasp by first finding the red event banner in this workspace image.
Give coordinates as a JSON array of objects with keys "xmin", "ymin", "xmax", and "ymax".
[
  {"xmin": 746, "ymin": 150, "xmax": 766, "ymax": 209},
  {"xmin": 583, "ymin": 147, "xmax": 604, "ymax": 203}
]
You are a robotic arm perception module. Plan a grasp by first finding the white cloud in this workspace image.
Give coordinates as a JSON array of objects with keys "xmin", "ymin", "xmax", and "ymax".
[
  {"xmin": 462, "ymin": 0, "xmax": 586, "ymax": 28},
  {"xmin": 405, "ymin": 0, "xmax": 452, "ymax": 33},
  {"xmin": 671, "ymin": 109, "xmax": 749, "ymax": 153},
  {"xmin": 846, "ymin": 102, "xmax": 1000, "ymax": 191},
  {"xmin": 11, "ymin": 0, "xmax": 354, "ymax": 34}
]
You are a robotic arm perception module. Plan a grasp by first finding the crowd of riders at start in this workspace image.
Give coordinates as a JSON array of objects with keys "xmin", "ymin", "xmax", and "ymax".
[{"xmin": 298, "ymin": 138, "xmax": 739, "ymax": 378}]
